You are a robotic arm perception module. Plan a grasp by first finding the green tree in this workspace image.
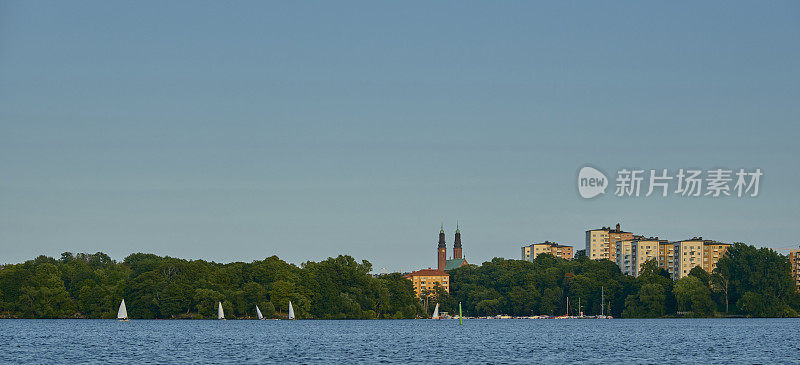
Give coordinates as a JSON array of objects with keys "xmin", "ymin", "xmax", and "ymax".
[
  {"xmin": 376, "ymin": 273, "xmax": 423, "ymax": 319},
  {"xmin": 623, "ymin": 283, "xmax": 665, "ymax": 318},
  {"xmin": 15, "ymin": 263, "xmax": 76, "ymax": 318},
  {"xmin": 260, "ymin": 301, "xmax": 276, "ymax": 318},
  {"xmin": 194, "ymin": 288, "xmax": 224, "ymax": 318},
  {"xmin": 269, "ymin": 280, "xmax": 296, "ymax": 316},
  {"xmin": 241, "ymin": 282, "xmax": 267, "ymax": 317},
  {"xmin": 714, "ymin": 243, "xmax": 799, "ymax": 317},
  {"xmin": 674, "ymin": 276, "xmax": 714, "ymax": 317}
]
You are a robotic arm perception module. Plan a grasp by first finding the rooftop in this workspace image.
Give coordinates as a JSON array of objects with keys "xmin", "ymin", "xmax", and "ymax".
[
  {"xmin": 633, "ymin": 237, "xmax": 669, "ymax": 243},
  {"xmin": 405, "ymin": 268, "xmax": 449, "ymax": 277},
  {"xmin": 444, "ymin": 258, "xmax": 467, "ymax": 271},
  {"xmin": 587, "ymin": 223, "xmax": 631, "ymax": 234},
  {"xmin": 679, "ymin": 237, "xmax": 730, "ymax": 245},
  {"xmin": 523, "ymin": 241, "xmax": 573, "ymax": 248}
]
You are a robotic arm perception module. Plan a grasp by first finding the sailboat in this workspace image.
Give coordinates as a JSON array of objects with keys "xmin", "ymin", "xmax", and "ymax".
[
  {"xmin": 256, "ymin": 305, "xmax": 264, "ymax": 320},
  {"xmin": 117, "ymin": 299, "xmax": 129, "ymax": 321},
  {"xmin": 288, "ymin": 301, "xmax": 295, "ymax": 320},
  {"xmin": 218, "ymin": 301, "xmax": 225, "ymax": 320},
  {"xmin": 432, "ymin": 303, "xmax": 440, "ymax": 320}
]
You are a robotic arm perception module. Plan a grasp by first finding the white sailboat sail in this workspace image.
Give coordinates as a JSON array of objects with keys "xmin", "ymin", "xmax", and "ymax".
[
  {"xmin": 432, "ymin": 303, "xmax": 439, "ymax": 320},
  {"xmin": 256, "ymin": 305, "xmax": 263, "ymax": 320},
  {"xmin": 288, "ymin": 301, "xmax": 295, "ymax": 320},
  {"xmin": 218, "ymin": 301, "xmax": 225, "ymax": 320},
  {"xmin": 117, "ymin": 299, "xmax": 128, "ymax": 320}
]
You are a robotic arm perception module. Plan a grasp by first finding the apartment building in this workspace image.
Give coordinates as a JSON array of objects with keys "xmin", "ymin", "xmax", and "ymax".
[
  {"xmin": 521, "ymin": 241, "xmax": 574, "ymax": 261},
  {"xmin": 657, "ymin": 241, "xmax": 676, "ymax": 276},
  {"xmin": 586, "ymin": 223, "xmax": 634, "ymax": 261},
  {"xmin": 404, "ymin": 269, "xmax": 449, "ymax": 298},
  {"xmin": 790, "ymin": 249, "xmax": 800, "ymax": 292},
  {"xmin": 615, "ymin": 238, "xmax": 671, "ymax": 277},
  {"xmin": 674, "ymin": 237, "xmax": 731, "ymax": 279},
  {"xmin": 702, "ymin": 241, "xmax": 730, "ymax": 273}
]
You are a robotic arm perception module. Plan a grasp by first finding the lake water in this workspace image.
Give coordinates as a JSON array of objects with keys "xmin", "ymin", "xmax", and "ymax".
[{"xmin": 1, "ymin": 319, "xmax": 799, "ymax": 363}]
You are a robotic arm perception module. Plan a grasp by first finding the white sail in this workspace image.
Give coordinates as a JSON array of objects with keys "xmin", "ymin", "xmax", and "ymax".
[
  {"xmin": 117, "ymin": 299, "xmax": 128, "ymax": 319},
  {"xmin": 432, "ymin": 303, "xmax": 439, "ymax": 320},
  {"xmin": 218, "ymin": 301, "xmax": 225, "ymax": 320},
  {"xmin": 288, "ymin": 301, "xmax": 295, "ymax": 320},
  {"xmin": 256, "ymin": 305, "xmax": 263, "ymax": 320}
]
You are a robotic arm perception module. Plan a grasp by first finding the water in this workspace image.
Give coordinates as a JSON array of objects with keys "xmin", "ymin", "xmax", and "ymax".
[{"xmin": 1, "ymin": 319, "xmax": 799, "ymax": 364}]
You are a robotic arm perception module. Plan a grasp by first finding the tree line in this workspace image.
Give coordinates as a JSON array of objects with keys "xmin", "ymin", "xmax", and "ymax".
[
  {"xmin": 0, "ymin": 253, "xmax": 422, "ymax": 319},
  {"xmin": 1, "ymin": 242, "xmax": 797, "ymax": 319},
  {"xmin": 428, "ymin": 242, "xmax": 800, "ymax": 318}
]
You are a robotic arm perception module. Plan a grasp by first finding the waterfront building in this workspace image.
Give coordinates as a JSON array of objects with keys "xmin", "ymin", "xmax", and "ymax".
[
  {"xmin": 586, "ymin": 223, "xmax": 634, "ymax": 261},
  {"xmin": 674, "ymin": 238, "xmax": 731, "ymax": 279},
  {"xmin": 521, "ymin": 241, "xmax": 574, "ymax": 261},
  {"xmin": 789, "ymin": 249, "xmax": 800, "ymax": 292},
  {"xmin": 404, "ymin": 269, "xmax": 449, "ymax": 298},
  {"xmin": 615, "ymin": 238, "xmax": 670, "ymax": 277}
]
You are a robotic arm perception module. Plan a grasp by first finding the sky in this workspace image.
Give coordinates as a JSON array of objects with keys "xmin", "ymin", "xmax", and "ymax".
[{"xmin": 1, "ymin": 1, "xmax": 799, "ymax": 272}]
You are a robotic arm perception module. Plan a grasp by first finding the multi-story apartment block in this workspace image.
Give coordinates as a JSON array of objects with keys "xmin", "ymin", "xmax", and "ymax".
[
  {"xmin": 616, "ymin": 239, "xmax": 635, "ymax": 275},
  {"xmin": 790, "ymin": 249, "xmax": 800, "ymax": 292},
  {"xmin": 586, "ymin": 223, "xmax": 633, "ymax": 261},
  {"xmin": 404, "ymin": 269, "xmax": 449, "ymax": 298},
  {"xmin": 674, "ymin": 237, "xmax": 731, "ymax": 279},
  {"xmin": 657, "ymin": 241, "xmax": 676, "ymax": 276},
  {"xmin": 521, "ymin": 241, "xmax": 574, "ymax": 261},
  {"xmin": 702, "ymin": 241, "xmax": 730, "ymax": 273},
  {"xmin": 615, "ymin": 238, "xmax": 670, "ymax": 277}
]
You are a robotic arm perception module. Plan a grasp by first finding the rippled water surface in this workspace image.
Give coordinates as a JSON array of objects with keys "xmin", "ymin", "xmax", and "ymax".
[{"xmin": 1, "ymin": 319, "xmax": 799, "ymax": 363}]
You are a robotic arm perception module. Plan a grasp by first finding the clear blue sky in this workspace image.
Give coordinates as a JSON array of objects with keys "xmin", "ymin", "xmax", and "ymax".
[{"xmin": 1, "ymin": 1, "xmax": 798, "ymax": 271}]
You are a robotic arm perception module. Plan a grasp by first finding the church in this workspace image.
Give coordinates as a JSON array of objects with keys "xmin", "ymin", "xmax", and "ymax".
[
  {"xmin": 437, "ymin": 223, "xmax": 469, "ymax": 271},
  {"xmin": 405, "ymin": 223, "xmax": 470, "ymax": 298}
]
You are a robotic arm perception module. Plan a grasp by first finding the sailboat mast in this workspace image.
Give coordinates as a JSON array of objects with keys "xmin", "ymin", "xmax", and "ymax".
[{"xmin": 601, "ymin": 287, "xmax": 604, "ymax": 316}]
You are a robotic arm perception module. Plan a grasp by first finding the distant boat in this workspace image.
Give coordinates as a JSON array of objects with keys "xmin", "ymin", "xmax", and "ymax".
[
  {"xmin": 218, "ymin": 301, "xmax": 225, "ymax": 320},
  {"xmin": 256, "ymin": 305, "xmax": 264, "ymax": 320},
  {"xmin": 432, "ymin": 303, "xmax": 440, "ymax": 320},
  {"xmin": 117, "ymin": 299, "xmax": 129, "ymax": 321},
  {"xmin": 288, "ymin": 301, "xmax": 295, "ymax": 320}
]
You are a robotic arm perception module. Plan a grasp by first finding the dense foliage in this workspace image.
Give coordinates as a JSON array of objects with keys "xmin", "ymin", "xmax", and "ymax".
[
  {"xmin": 1, "ymin": 243, "xmax": 797, "ymax": 319},
  {"xmin": 431, "ymin": 243, "xmax": 799, "ymax": 318},
  {"xmin": 714, "ymin": 243, "xmax": 799, "ymax": 317},
  {"xmin": 0, "ymin": 253, "xmax": 422, "ymax": 319}
]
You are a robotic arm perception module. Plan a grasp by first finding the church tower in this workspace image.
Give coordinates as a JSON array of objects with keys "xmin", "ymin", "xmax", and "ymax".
[
  {"xmin": 453, "ymin": 223, "xmax": 462, "ymax": 259},
  {"xmin": 437, "ymin": 223, "xmax": 447, "ymax": 270}
]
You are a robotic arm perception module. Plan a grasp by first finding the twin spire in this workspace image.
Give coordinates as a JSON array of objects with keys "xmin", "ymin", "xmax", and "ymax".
[
  {"xmin": 439, "ymin": 221, "xmax": 460, "ymax": 236},
  {"xmin": 438, "ymin": 221, "xmax": 463, "ymax": 260},
  {"xmin": 441, "ymin": 221, "xmax": 459, "ymax": 231}
]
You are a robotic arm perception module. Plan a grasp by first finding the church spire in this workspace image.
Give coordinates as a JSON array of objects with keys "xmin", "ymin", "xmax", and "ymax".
[
  {"xmin": 453, "ymin": 221, "xmax": 462, "ymax": 259},
  {"xmin": 438, "ymin": 221, "xmax": 446, "ymax": 248},
  {"xmin": 437, "ymin": 222, "xmax": 447, "ymax": 270}
]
